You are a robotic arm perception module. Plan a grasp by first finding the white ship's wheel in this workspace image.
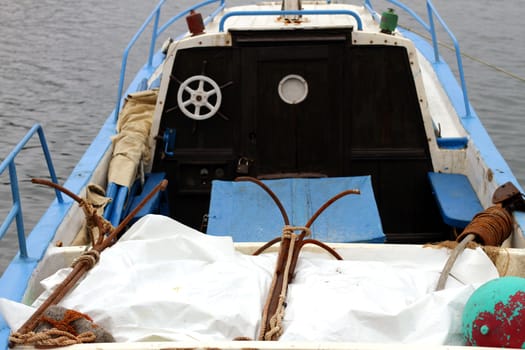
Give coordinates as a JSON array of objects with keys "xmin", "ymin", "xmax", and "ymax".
[{"xmin": 177, "ymin": 75, "xmax": 222, "ymax": 120}]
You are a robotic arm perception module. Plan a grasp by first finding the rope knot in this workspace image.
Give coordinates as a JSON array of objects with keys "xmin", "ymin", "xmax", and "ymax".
[
  {"xmin": 282, "ymin": 225, "xmax": 311, "ymax": 239},
  {"xmin": 71, "ymin": 250, "xmax": 100, "ymax": 270},
  {"xmin": 78, "ymin": 200, "xmax": 95, "ymax": 214}
]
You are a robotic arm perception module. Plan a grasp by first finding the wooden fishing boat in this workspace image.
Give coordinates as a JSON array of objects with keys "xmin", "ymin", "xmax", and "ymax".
[{"xmin": 2, "ymin": 0, "xmax": 525, "ymax": 348}]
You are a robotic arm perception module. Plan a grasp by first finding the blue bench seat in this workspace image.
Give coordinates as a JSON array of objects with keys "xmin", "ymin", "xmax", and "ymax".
[{"xmin": 428, "ymin": 172, "xmax": 483, "ymax": 228}]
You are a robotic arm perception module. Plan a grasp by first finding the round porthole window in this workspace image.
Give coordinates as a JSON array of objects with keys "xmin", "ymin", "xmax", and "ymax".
[{"xmin": 278, "ymin": 74, "xmax": 308, "ymax": 104}]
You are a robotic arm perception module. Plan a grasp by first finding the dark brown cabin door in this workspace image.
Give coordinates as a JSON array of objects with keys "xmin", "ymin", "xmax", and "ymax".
[{"xmin": 240, "ymin": 44, "xmax": 346, "ymax": 177}]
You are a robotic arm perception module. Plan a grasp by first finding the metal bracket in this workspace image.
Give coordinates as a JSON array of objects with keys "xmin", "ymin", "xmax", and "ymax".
[
  {"xmin": 492, "ymin": 181, "xmax": 525, "ymax": 212},
  {"xmin": 163, "ymin": 128, "xmax": 177, "ymax": 157}
]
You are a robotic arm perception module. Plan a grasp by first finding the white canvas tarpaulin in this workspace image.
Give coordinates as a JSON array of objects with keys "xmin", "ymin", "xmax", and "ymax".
[{"xmin": 1, "ymin": 215, "xmax": 499, "ymax": 344}]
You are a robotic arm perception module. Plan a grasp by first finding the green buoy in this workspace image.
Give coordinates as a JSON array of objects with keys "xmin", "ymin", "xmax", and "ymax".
[{"xmin": 462, "ymin": 276, "xmax": 525, "ymax": 348}]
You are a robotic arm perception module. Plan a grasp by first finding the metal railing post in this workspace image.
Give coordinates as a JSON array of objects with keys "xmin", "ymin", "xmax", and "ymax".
[
  {"xmin": 148, "ymin": 8, "xmax": 162, "ymax": 69},
  {"xmin": 364, "ymin": 0, "xmax": 471, "ymax": 118},
  {"xmin": 8, "ymin": 162, "xmax": 27, "ymax": 258},
  {"xmin": 0, "ymin": 124, "xmax": 62, "ymax": 259},
  {"xmin": 426, "ymin": 1, "xmax": 440, "ymax": 63},
  {"xmin": 37, "ymin": 127, "xmax": 63, "ymax": 203},
  {"xmin": 426, "ymin": 0, "xmax": 471, "ymax": 117}
]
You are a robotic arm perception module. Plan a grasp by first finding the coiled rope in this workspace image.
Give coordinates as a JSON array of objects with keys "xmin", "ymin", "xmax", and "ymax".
[
  {"xmin": 436, "ymin": 205, "xmax": 513, "ymax": 291},
  {"xmin": 456, "ymin": 205, "xmax": 513, "ymax": 246}
]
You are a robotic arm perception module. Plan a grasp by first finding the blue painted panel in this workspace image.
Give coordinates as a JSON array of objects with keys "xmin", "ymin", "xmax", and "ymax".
[
  {"xmin": 436, "ymin": 137, "xmax": 468, "ymax": 149},
  {"xmin": 428, "ymin": 172, "xmax": 483, "ymax": 228},
  {"xmin": 207, "ymin": 176, "xmax": 384, "ymax": 243},
  {"xmin": 125, "ymin": 172, "xmax": 169, "ymax": 224}
]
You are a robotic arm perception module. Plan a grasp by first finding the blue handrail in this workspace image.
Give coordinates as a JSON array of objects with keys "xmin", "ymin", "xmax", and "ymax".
[
  {"xmin": 219, "ymin": 9, "xmax": 363, "ymax": 32},
  {"xmin": 114, "ymin": 0, "xmax": 226, "ymax": 120},
  {"xmin": 115, "ymin": 0, "xmax": 471, "ymax": 119},
  {"xmin": 113, "ymin": 0, "xmax": 362, "ymax": 119},
  {"xmin": 0, "ymin": 124, "xmax": 63, "ymax": 259},
  {"xmin": 364, "ymin": 0, "xmax": 471, "ymax": 118},
  {"xmin": 425, "ymin": 0, "xmax": 470, "ymax": 117},
  {"xmin": 157, "ymin": 0, "xmax": 226, "ymax": 39}
]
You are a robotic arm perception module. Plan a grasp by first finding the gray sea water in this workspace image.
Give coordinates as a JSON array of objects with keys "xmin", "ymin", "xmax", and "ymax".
[{"xmin": 0, "ymin": 0, "xmax": 524, "ymax": 273}]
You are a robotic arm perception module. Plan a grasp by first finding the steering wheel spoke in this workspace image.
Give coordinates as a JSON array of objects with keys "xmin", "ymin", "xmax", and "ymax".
[
  {"xmin": 205, "ymin": 102, "xmax": 215, "ymax": 111},
  {"xmin": 184, "ymin": 86, "xmax": 196, "ymax": 94},
  {"xmin": 205, "ymin": 90, "xmax": 217, "ymax": 98},
  {"xmin": 197, "ymin": 79, "xmax": 205, "ymax": 92}
]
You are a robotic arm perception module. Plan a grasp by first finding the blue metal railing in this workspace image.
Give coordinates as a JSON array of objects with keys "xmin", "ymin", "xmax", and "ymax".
[
  {"xmin": 114, "ymin": 0, "xmax": 226, "ymax": 120},
  {"xmin": 364, "ymin": 0, "xmax": 471, "ymax": 118},
  {"xmin": 0, "ymin": 124, "xmax": 63, "ymax": 259},
  {"xmin": 115, "ymin": 0, "xmax": 470, "ymax": 118},
  {"xmin": 219, "ymin": 9, "xmax": 363, "ymax": 31},
  {"xmin": 113, "ymin": 0, "xmax": 365, "ymax": 119}
]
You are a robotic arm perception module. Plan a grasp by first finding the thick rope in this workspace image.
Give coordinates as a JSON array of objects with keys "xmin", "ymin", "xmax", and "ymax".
[
  {"xmin": 79, "ymin": 200, "xmax": 115, "ymax": 246},
  {"xmin": 78, "ymin": 201, "xmax": 114, "ymax": 245},
  {"xmin": 263, "ymin": 228, "xmax": 298, "ymax": 340},
  {"xmin": 259, "ymin": 227, "xmax": 306, "ymax": 340},
  {"xmin": 9, "ymin": 329, "xmax": 96, "ymax": 347},
  {"xmin": 435, "ymin": 233, "xmax": 476, "ymax": 291},
  {"xmin": 483, "ymin": 246, "xmax": 511, "ymax": 276},
  {"xmin": 70, "ymin": 250, "xmax": 100, "ymax": 270},
  {"xmin": 283, "ymin": 225, "xmax": 311, "ymax": 239},
  {"xmin": 10, "ymin": 309, "xmax": 98, "ymax": 347}
]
